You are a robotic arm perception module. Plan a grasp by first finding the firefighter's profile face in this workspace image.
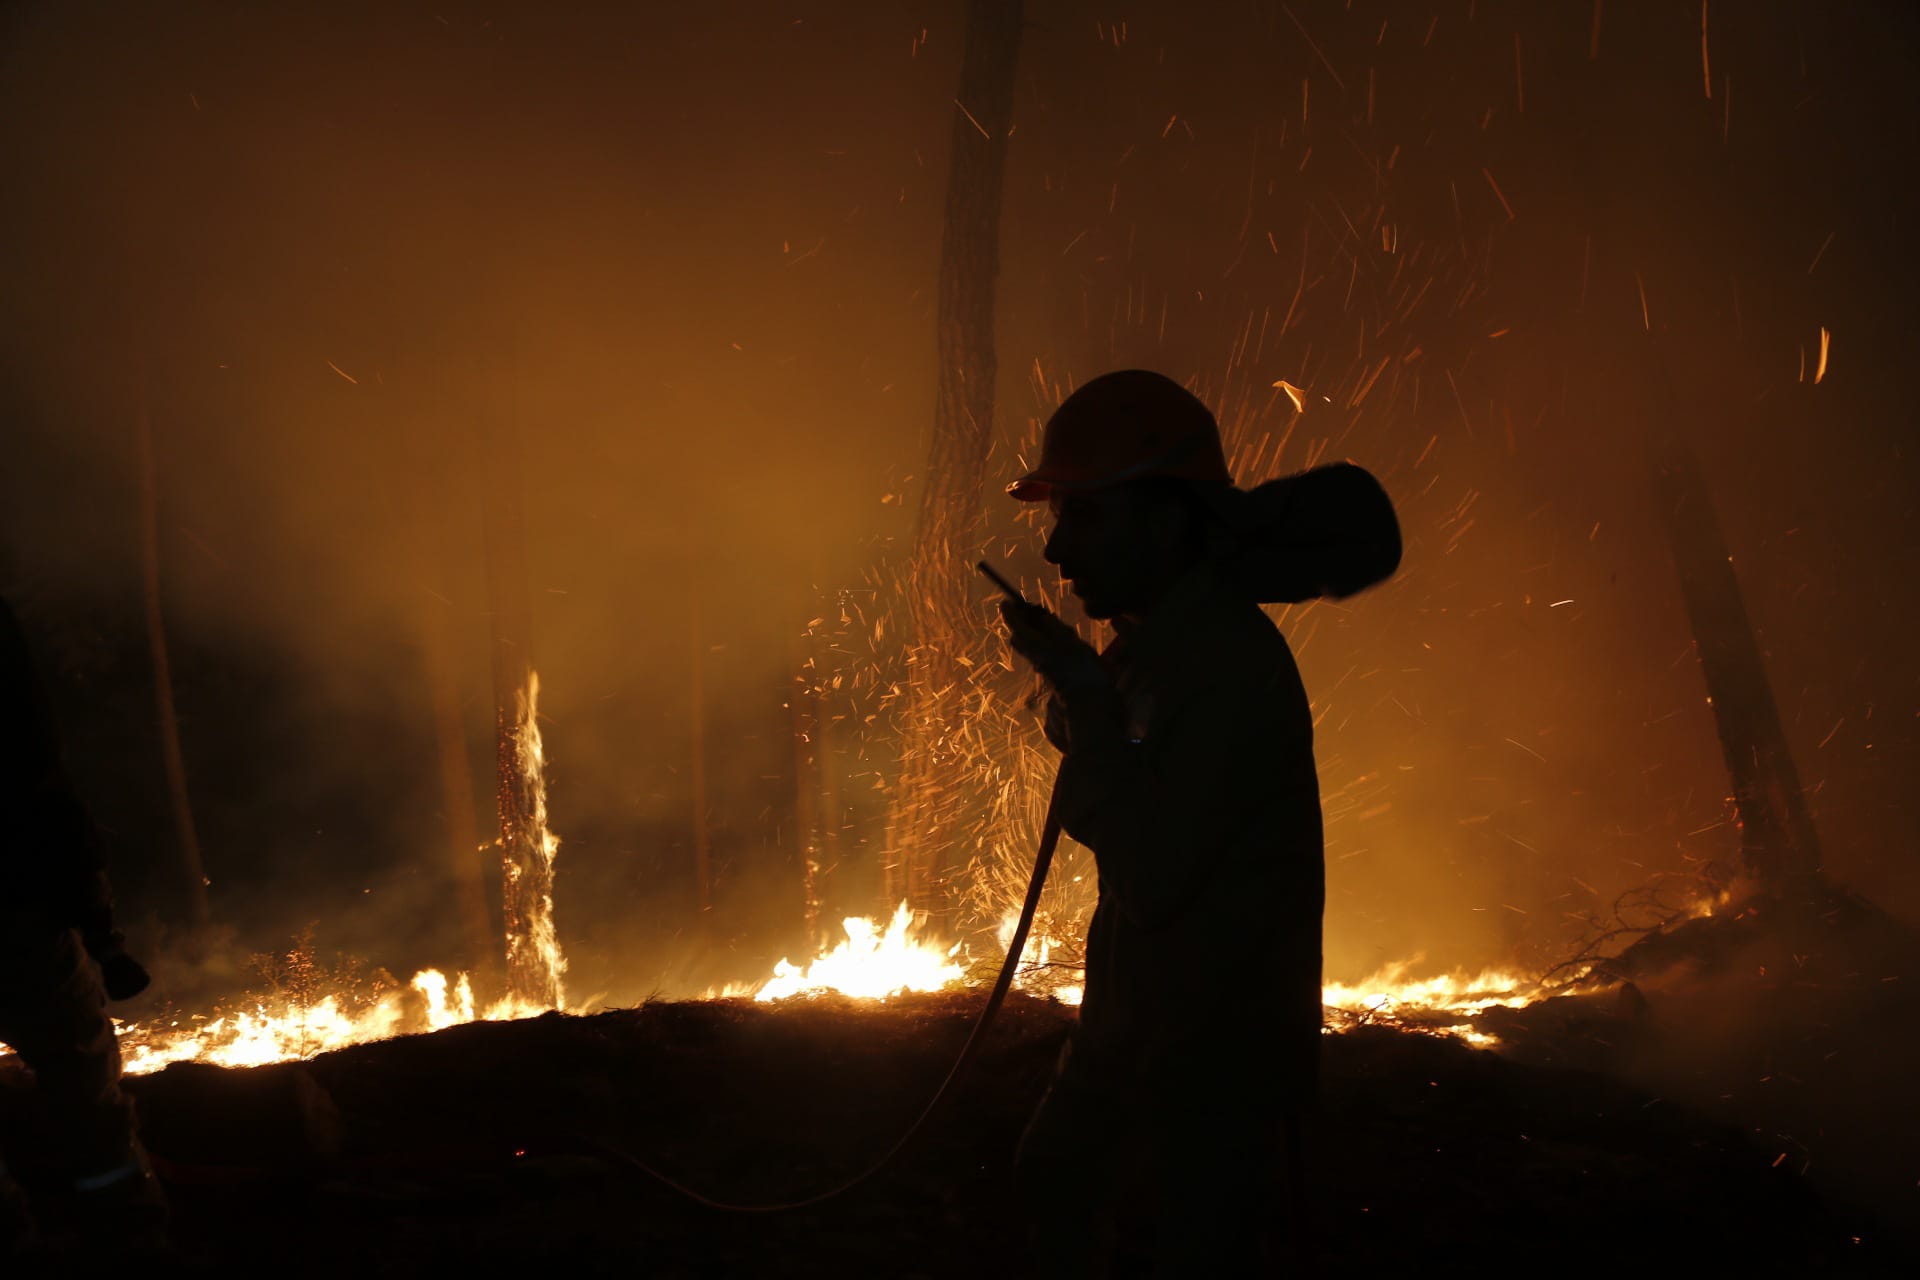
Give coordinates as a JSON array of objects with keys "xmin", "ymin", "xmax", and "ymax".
[{"xmin": 1043, "ymin": 483, "xmax": 1183, "ymax": 620}]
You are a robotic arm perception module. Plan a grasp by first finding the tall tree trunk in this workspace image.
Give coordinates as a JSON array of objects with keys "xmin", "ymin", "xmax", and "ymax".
[
  {"xmin": 1642, "ymin": 384, "xmax": 1824, "ymax": 894},
  {"xmin": 482, "ymin": 415, "xmax": 561, "ymax": 1007},
  {"xmin": 888, "ymin": 0, "xmax": 1025, "ymax": 916},
  {"xmin": 135, "ymin": 381, "xmax": 212, "ymax": 933}
]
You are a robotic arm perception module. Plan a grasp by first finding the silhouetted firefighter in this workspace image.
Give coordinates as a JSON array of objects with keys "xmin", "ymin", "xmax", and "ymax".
[
  {"xmin": 998, "ymin": 371, "xmax": 1400, "ymax": 1275},
  {"xmin": 0, "ymin": 597, "xmax": 166, "ymax": 1258}
]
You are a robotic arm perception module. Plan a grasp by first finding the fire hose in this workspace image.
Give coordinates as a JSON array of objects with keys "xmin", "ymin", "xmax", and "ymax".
[{"xmin": 576, "ymin": 790, "xmax": 1065, "ymax": 1212}]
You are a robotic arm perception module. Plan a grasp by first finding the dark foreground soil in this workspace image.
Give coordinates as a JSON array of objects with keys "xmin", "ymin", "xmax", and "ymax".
[{"xmin": 4, "ymin": 991, "xmax": 1910, "ymax": 1276}]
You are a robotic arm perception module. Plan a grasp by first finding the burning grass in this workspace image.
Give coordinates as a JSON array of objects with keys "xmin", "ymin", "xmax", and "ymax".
[
  {"xmin": 113, "ymin": 964, "xmax": 552, "ymax": 1076},
  {"xmin": 97, "ymin": 910, "xmax": 1542, "ymax": 1078}
]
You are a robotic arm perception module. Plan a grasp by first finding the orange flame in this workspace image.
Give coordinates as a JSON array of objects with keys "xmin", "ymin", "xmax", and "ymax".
[{"xmin": 753, "ymin": 903, "xmax": 965, "ymax": 1002}]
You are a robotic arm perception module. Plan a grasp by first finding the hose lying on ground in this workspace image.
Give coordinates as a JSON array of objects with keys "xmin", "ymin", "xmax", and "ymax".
[{"xmin": 587, "ymin": 793, "xmax": 1064, "ymax": 1212}]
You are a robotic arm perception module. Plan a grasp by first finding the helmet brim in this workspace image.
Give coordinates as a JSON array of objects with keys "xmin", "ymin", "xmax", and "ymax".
[{"xmin": 1008, "ymin": 455, "xmax": 1238, "ymax": 506}]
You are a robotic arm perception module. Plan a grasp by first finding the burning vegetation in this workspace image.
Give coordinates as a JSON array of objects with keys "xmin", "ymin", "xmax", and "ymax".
[{"xmin": 105, "ymin": 670, "xmax": 567, "ymax": 1075}]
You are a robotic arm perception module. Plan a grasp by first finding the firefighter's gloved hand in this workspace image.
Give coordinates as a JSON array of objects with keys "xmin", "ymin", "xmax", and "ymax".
[{"xmin": 998, "ymin": 599, "xmax": 1109, "ymax": 695}]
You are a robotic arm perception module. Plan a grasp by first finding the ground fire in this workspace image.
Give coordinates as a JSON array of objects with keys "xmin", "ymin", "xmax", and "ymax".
[
  {"xmin": 96, "ymin": 670, "xmax": 566, "ymax": 1074},
  {"xmin": 99, "ymin": 902, "xmax": 1538, "ymax": 1075},
  {"xmin": 2, "ymin": 1, "xmax": 1916, "ymax": 1274}
]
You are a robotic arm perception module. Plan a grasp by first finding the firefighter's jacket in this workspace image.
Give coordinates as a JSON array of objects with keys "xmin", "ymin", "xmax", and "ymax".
[
  {"xmin": 1050, "ymin": 561, "xmax": 1324, "ymax": 1101},
  {"xmin": 0, "ymin": 597, "xmax": 110, "ymax": 933}
]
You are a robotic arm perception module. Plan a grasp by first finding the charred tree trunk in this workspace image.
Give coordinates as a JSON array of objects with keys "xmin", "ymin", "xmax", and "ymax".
[
  {"xmin": 135, "ymin": 382, "xmax": 212, "ymax": 933},
  {"xmin": 482, "ymin": 420, "xmax": 560, "ymax": 1007},
  {"xmin": 1644, "ymin": 407, "xmax": 1824, "ymax": 894},
  {"xmin": 888, "ymin": 0, "xmax": 1024, "ymax": 916}
]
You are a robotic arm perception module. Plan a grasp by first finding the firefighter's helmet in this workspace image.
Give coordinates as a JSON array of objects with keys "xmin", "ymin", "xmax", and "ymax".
[{"xmin": 1006, "ymin": 369, "xmax": 1233, "ymax": 502}]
